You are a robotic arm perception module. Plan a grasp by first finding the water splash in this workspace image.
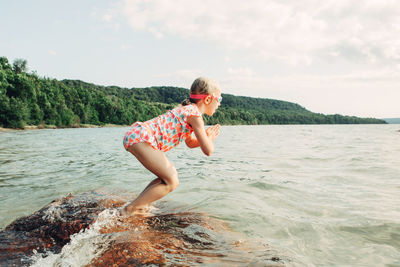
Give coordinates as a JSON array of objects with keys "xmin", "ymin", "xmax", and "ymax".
[
  {"xmin": 0, "ymin": 190, "xmax": 284, "ymax": 266},
  {"xmin": 31, "ymin": 209, "xmax": 118, "ymax": 266}
]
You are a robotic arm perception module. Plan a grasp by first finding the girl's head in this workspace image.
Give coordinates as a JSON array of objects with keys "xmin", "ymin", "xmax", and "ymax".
[
  {"xmin": 190, "ymin": 77, "xmax": 221, "ymax": 96},
  {"xmin": 182, "ymin": 77, "xmax": 222, "ymax": 116},
  {"xmin": 182, "ymin": 77, "xmax": 221, "ymax": 105}
]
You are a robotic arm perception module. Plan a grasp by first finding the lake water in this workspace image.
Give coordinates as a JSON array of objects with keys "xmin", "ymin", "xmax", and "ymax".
[{"xmin": 1, "ymin": 125, "xmax": 400, "ymax": 266}]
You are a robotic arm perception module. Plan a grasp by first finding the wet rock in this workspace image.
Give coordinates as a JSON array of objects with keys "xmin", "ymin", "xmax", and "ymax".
[
  {"xmin": 88, "ymin": 212, "xmax": 229, "ymax": 266},
  {"xmin": 0, "ymin": 191, "xmax": 285, "ymax": 266},
  {"xmin": 0, "ymin": 191, "xmax": 126, "ymax": 266}
]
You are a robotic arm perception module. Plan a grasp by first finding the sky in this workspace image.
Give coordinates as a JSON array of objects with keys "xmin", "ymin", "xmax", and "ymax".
[{"xmin": 1, "ymin": 0, "xmax": 399, "ymax": 118}]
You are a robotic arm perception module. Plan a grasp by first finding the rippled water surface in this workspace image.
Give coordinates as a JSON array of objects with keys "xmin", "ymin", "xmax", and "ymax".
[{"xmin": 1, "ymin": 125, "xmax": 400, "ymax": 266}]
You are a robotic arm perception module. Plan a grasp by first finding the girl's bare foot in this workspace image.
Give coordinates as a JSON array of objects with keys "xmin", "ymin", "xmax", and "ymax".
[{"xmin": 119, "ymin": 205, "xmax": 153, "ymax": 217}]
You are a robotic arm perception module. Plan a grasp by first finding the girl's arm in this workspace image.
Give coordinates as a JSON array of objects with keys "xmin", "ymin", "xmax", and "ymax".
[
  {"xmin": 185, "ymin": 135, "xmax": 200, "ymax": 149},
  {"xmin": 185, "ymin": 116, "xmax": 220, "ymax": 156}
]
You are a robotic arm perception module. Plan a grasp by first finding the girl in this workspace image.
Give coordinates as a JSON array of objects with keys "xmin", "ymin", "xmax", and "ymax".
[{"xmin": 121, "ymin": 77, "xmax": 222, "ymax": 215}]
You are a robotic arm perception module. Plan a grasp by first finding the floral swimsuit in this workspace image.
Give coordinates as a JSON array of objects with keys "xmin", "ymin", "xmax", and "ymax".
[{"xmin": 123, "ymin": 104, "xmax": 202, "ymax": 152}]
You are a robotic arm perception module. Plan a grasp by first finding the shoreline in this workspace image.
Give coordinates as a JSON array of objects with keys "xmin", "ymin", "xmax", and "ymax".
[
  {"xmin": 0, "ymin": 124, "xmax": 128, "ymax": 133},
  {"xmin": 1, "ymin": 123, "xmax": 397, "ymax": 133}
]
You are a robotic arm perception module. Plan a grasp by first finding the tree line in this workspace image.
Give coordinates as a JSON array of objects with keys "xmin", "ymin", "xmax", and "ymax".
[{"xmin": 0, "ymin": 57, "xmax": 386, "ymax": 128}]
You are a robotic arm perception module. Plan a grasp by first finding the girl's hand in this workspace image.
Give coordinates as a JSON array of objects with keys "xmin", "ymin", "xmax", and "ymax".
[
  {"xmin": 206, "ymin": 124, "xmax": 220, "ymax": 142},
  {"xmin": 187, "ymin": 116, "xmax": 218, "ymax": 156}
]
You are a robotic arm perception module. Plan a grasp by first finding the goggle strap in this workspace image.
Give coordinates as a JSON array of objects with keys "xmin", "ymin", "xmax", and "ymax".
[{"xmin": 190, "ymin": 94, "xmax": 209, "ymax": 99}]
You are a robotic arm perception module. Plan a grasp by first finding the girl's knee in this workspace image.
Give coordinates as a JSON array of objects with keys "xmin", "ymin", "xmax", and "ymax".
[
  {"xmin": 165, "ymin": 168, "xmax": 179, "ymax": 192},
  {"xmin": 169, "ymin": 178, "xmax": 179, "ymax": 192}
]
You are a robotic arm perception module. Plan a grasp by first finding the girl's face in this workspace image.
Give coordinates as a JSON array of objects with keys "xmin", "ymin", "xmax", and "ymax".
[{"xmin": 204, "ymin": 90, "xmax": 221, "ymax": 116}]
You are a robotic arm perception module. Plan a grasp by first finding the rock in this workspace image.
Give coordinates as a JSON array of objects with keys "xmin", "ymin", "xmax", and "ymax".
[
  {"xmin": 0, "ymin": 191, "xmax": 126, "ymax": 266},
  {"xmin": 0, "ymin": 191, "xmax": 285, "ymax": 266}
]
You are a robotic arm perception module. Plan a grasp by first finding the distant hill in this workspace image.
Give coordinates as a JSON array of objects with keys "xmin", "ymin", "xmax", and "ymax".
[
  {"xmin": 384, "ymin": 118, "xmax": 400, "ymax": 124},
  {"xmin": 0, "ymin": 56, "xmax": 386, "ymax": 128},
  {"xmin": 61, "ymin": 79, "xmax": 386, "ymax": 126}
]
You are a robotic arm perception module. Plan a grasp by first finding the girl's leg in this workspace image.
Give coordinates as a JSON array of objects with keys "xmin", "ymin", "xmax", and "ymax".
[
  {"xmin": 123, "ymin": 142, "xmax": 179, "ymax": 215},
  {"xmin": 138, "ymin": 178, "xmax": 163, "ymax": 196}
]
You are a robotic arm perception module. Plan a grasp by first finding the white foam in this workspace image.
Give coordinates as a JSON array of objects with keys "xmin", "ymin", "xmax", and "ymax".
[
  {"xmin": 30, "ymin": 209, "xmax": 120, "ymax": 267},
  {"xmin": 42, "ymin": 203, "xmax": 64, "ymax": 223}
]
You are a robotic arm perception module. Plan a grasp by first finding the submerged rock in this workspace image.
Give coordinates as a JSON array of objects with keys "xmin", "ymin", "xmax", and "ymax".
[{"xmin": 0, "ymin": 191, "xmax": 284, "ymax": 266}]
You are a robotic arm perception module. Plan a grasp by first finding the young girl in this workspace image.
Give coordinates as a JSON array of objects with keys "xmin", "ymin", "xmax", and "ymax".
[{"xmin": 121, "ymin": 77, "xmax": 222, "ymax": 215}]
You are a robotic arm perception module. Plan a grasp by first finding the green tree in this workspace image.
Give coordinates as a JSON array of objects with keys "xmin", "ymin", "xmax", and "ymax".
[
  {"xmin": 12, "ymin": 59, "xmax": 28, "ymax": 74},
  {"xmin": 0, "ymin": 56, "xmax": 387, "ymax": 128}
]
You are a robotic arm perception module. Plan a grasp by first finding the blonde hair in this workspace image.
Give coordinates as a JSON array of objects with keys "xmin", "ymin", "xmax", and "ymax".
[{"xmin": 181, "ymin": 77, "xmax": 221, "ymax": 106}]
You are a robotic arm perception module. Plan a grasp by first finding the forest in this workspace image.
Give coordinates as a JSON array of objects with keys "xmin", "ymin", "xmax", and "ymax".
[{"xmin": 0, "ymin": 57, "xmax": 386, "ymax": 129}]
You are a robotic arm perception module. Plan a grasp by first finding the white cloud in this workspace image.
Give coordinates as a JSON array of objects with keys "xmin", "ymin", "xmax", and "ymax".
[
  {"xmin": 48, "ymin": 50, "xmax": 57, "ymax": 56},
  {"xmin": 102, "ymin": 14, "xmax": 113, "ymax": 22},
  {"xmin": 120, "ymin": 43, "xmax": 132, "ymax": 50},
  {"xmin": 174, "ymin": 69, "xmax": 202, "ymax": 80},
  {"xmin": 150, "ymin": 69, "xmax": 203, "ymax": 88},
  {"xmin": 114, "ymin": 0, "xmax": 400, "ymax": 117},
  {"xmin": 227, "ymin": 67, "xmax": 254, "ymax": 77},
  {"xmin": 218, "ymin": 66, "xmax": 400, "ymax": 117},
  {"xmin": 120, "ymin": 0, "xmax": 400, "ymax": 66}
]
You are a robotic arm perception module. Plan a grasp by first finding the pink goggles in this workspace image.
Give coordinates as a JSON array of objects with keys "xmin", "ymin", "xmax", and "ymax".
[{"xmin": 190, "ymin": 94, "xmax": 222, "ymax": 103}]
